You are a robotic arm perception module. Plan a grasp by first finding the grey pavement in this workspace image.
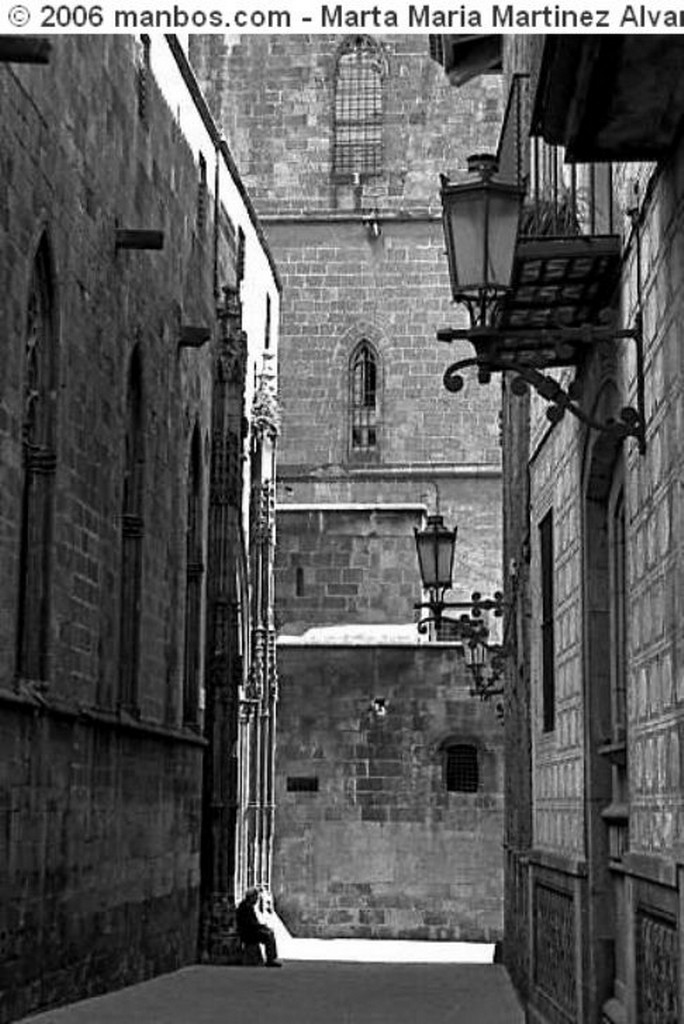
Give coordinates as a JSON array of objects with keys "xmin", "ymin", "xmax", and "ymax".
[{"xmin": 21, "ymin": 961, "xmax": 524, "ymax": 1024}]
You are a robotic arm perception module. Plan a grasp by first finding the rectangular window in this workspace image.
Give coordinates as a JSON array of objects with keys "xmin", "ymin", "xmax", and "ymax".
[
  {"xmin": 287, "ymin": 777, "xmax": 319, "ymax": 792},
  {"xmin": 334, "ymin": 39, "xmax": 383, "ymax": 179},
  {"xmin": 445, "ymin": 745, "xmax": 479, "ymax": 792},
  {"xmin": 610, "ymin": 487, "xmax": 627, "ymax": 739},
  {"xmin": 540, "ymin": 510, "xmax": 555, "ymax": 732}
]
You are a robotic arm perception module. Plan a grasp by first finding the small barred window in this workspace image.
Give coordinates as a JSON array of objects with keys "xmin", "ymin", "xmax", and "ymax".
[
  {"xmin": 334, "ymin": 36, "xmax": 383, "ymax": 179},
  {"xmin": 445, "ymin": 744, "xmax": 479, "ymax": 793}
]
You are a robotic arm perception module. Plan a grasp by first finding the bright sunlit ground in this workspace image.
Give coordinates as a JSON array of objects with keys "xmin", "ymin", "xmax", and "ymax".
[{"xmin": 270, "ymin": 912, "xmax": 495, "ymax": 964}]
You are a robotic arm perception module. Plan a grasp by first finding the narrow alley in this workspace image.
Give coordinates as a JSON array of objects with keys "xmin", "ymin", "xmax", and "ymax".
[{"xmin": 21, "ymin": 961, "xmax": 523, "ymax": 1024}]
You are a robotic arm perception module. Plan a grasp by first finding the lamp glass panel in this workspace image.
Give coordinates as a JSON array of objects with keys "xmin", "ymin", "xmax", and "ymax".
[
  {"xmin": 436, "ymin": 533, "xmax": 456, "ymax": 589},
  {"xmin": 443, "ymin": 187, "xmax": 487, "ymax": 293},
  {"xmin": 415, "ymin": 520, "xmax": 456, "ymax": 590},
  {"xmin": 486, "ymin": 187, "xmax": 524, "ymax": 289}
]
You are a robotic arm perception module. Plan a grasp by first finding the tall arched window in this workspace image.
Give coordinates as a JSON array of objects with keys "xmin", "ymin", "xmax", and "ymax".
[
  {"xmin": 350, "ymin": 341, "xmax": 379, "ymax": 453},
  {"xmin": 17, "ymin": 236, "xmax": 57, "ymax": 680},
  {"xmin": 119, "ymin": 345, "xmax": 145, "ymax": 711},
  {"xmin": 183, "ymin": 425, "xmax": 204, "ymax": 725},
  {"xmin": 333, "ymin": 36, "xmax": 383, "ymax": 179}
]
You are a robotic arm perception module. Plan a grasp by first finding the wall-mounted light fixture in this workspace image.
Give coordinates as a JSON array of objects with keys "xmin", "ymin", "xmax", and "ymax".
[
  {"xmin": 362, "ymin": 211, "xmax": 382, "ymax": 239},
  {"xmin": 369, "ymin": 697, "xmax": 387, "ymax": 719},
  {"xmin": 438, "ymin": 155, "xmax": 646, "ymax": 453},
  {"xmin": 413, "ymin": 513, "xmax": 505, "ymax": 717}
]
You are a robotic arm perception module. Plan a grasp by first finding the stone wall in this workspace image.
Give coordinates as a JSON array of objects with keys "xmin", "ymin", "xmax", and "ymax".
[
  {"xmin": 276, "ymin": 477, "xmax": 503, "ymax": 631},
  {"xmin": 275, "ymin": 505, "xmax": 425, "ymax": 631},
  {"xmin": 273, "ymin": 643, "xmax": 504, "ymax": 942},
  {"xmin": 190, "ymin": 37, "xmax": 505, "ymax": 592},
  {"xmin": 0, "ymin": 708, "xmax": 202, "ymax": 1022},
  {"xmin": 504, "ymin": 54, "xmax": 684, "ymax": 1024},
  {"xmin": 191, "ymin": 35, "xmax": 504, "ymax": 215},
  {"xmin": 0, "ymin": 36, "xmax": 275, "ymax": 1021}
]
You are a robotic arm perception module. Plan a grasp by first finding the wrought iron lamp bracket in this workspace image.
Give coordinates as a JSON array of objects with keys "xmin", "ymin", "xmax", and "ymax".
[
  {"xmin": 439, "ymin": 315, "xmax": 646, "ymax": 455},
  {"xmin": 414, "ymin": 589, "xmax": 504, "ymax": 636},
  {"xmin": 468, "ymin": 645, "xmax": 507, "ymax": 703}
]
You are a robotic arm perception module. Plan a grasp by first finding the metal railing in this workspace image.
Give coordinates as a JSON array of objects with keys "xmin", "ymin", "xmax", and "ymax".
[{"xmin": 498, "ymin": 75, "xmax": 616, "ymax": 238}]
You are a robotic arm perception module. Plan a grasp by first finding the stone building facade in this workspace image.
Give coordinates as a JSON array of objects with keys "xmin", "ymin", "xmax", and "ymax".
[
  {"xmin": 0, "ymin": 36, "xmax": 279, "ymax": 1021},
  {"xmin": 433, "ymin": 32, "xmax": 684, "ymax": 1024},
  {"xmin": 190, "ymin": 33, "xmax": 506, "ymax": 941},
  {"xmin": 276, "ymin": 641, "xmax": 503, "ymax": 941}
]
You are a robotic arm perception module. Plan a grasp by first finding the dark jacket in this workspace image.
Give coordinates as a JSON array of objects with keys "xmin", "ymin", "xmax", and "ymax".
[{"xmin": 236, "ymin": 898, "xmax": 266, "ymax": 943}]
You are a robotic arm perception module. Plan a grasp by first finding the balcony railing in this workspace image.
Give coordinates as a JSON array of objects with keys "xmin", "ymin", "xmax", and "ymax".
[{"xmin": 497, "ymin": 75, "xmax": 616, "ymax": 238}]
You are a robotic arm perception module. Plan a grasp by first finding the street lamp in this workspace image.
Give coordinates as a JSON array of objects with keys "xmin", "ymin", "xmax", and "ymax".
[
  {"xmin": 413, "ymin": 515, "xmax": 504, "ymax": 717},
  {"xmin": 437, "ymin": 155, "xmax": 647, "ymax": 451},
  {"xmin": 413, "ymin": 514, "xmax": 503, "ymax": 630},
  {"xmin": 440, "ymin": 154, "xmax": 524, "ymax": 330},
  {"xmin": 413, "ymin": 514, "xmax": 457, "ymax": 623}
]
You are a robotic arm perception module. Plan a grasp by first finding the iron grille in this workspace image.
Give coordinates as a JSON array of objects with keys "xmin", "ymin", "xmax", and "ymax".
[
  {"xmin": 445, "ymin": 745, "xmax": 479, "ymax": 792},
  {"xmin": 334, "ymin": 38, "xmax": 383, "ymax": 178}
]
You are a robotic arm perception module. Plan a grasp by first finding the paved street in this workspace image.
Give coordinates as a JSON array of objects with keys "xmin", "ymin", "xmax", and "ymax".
[{"xmin": 22, "ymin": 961, "xmax": 523, "ymax": 1024}]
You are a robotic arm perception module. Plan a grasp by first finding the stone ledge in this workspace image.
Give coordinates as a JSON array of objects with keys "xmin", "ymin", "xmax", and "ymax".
[
  {"xmin": 0, "ymin": 684, "xmax": 207, "ymax": 747},
  {"xmin": 528, "ymin": 848, "xmax": 588, "ymax": 878}
]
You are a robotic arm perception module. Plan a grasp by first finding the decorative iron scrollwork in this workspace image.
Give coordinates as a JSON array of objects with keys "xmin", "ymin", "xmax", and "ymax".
[{"xmin": 442, "ymin": 314, "xmax": 645, "ymax": 453}]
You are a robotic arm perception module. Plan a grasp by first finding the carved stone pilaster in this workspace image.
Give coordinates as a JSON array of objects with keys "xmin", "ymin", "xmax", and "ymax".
[
  {"xmin": 200, "ymin": 282, "xmax": 250, "ymax": 962},
  {"xmin": 266, "ymin": 628, "xmax": 279, "ymax": 702},
  {"xmin": 251, "ymin": 480, "xmax": 275, "ymax": 544},
  {"xmin": 250, "ymin": 372, "xmax": 280, "ymax": 439},
  {"xmin": 217, "ymin": 285, "xmax": 248, "ymax": 387},
  {"xmin": 239, "ymin": 699, "xmax": 258, "ymax": 725},
  {"xmin": 246, "ymin": 625, "xmax": 266, "ymax": 702}
]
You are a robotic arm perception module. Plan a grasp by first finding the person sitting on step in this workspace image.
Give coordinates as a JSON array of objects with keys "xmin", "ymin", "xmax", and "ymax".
[{"xmin": 236, "ymin": 887, "xmax": 282, "ymax": 967}]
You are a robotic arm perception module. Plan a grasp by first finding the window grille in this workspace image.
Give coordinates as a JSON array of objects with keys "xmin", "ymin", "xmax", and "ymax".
[
  {"xmin": 350, "ymin": 342, "xmax": 378, "ymax": 451},
  {"xmin": 17, "ymin": 237, "xmax": 56, "ymax": 680},
  {"xmin": 119, "ymin": 346, "xmax": 145, "ymax": 711},
  {"xmin": 197, "ymin": 151, "xmax": 208, "ymax": 233},
  {"xmin": 334, "ymin": 36, "xmax": 383, "ymax": 178},
  {"xmin": 137, "ymin": 35, "xmax": 150, "ymax": 123},
  {"xmin": 445, "ymin": 744, "xmax": 479, "ymax": 792}
]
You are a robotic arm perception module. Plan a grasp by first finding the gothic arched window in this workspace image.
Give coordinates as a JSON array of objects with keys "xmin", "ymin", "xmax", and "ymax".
[
  {"xmin": 17, "ymin": 236, "xmax": 57, "ymax": 680},
  {"xmin": 183, "ymin": 425, "xmax": 204, "ymax": 724},
  {"xmin": 119, "ymin": 345, "xmax": 145, "ymax": 711},
  {"xmin": 350, "ymin": 342, "xmax": 379, "ymax": 453},
  {"xmin": 334, "ymin": 36, "xmax": 384, "ymax": 179}
]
